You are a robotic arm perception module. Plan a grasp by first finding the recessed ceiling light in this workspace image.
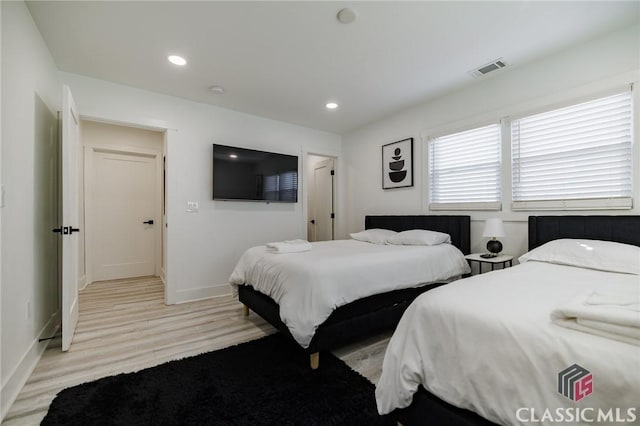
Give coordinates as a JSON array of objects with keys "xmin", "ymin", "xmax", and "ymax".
[
  {"xmin": 168, "ymin": 55, "xmax": 187, "ymax": 66},
  {"xmin": 229, "ymin": 154, "xmax": 238, "ymax": 159},
  {"xmin": 326, "ymin": 102, "xmax": 338, "ymax": 109},
  {"xmin": 209, "ymin": 85, "xmax": 225, "ymax": 94}
]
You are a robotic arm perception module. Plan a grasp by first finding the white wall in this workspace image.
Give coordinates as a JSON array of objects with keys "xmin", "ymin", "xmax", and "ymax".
[
  {"xmin": 1, "ymin": 1, "xmax": 61, "ymax": 419},
  {"xmin": 0, "ymin": 0, "xmax": 3, "ymax": 418},
  {"xmin": 343, "ymin": 24, "xmax": 640, "ymax": 259},
  {"xmin": 82, "ymin": 120, "xmax": 165, "ymax": 152},
  {"xmin": 60, "ymin": 73, "xmax": 342, "ymax": 304}
]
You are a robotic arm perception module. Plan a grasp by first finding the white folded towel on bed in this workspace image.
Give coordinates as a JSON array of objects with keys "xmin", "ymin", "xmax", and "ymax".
[
  {"xmin": 266, "ymin": 239, "xmax": 312, "ymax": 254},
  {"xmin": 551, "ymin": 290, "xmax": 640, "ymax": 346}
]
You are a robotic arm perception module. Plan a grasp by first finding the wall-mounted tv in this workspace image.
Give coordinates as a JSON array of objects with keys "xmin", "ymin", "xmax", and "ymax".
[{"xmin": 212, "ymin": 144, "xmax": 298, "ymax": 202}]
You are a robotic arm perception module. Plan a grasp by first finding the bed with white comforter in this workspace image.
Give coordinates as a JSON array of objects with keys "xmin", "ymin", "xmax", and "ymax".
[
  {"xmin": 376, "ymin": 239, "xmax": 640, "ymax": 425},
  {"xmin": 229, "ymin": 239, "xmax": 470, "ymax": 348}
]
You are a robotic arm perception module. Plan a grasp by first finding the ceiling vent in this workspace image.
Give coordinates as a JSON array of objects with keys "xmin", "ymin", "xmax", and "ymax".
[{"xmin": 469, "ymin": 58, "xmax": 508, "ymax": 78}]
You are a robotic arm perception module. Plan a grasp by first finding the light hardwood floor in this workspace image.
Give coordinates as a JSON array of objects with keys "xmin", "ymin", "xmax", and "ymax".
[{"xmin": 3, "ymin": 276, "xmax": 390, "ymax": 425}]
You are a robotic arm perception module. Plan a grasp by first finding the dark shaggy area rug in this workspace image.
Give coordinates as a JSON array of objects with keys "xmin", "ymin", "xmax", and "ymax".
[{"xmin": 42, "ymin": 333, "xmax": 393, "ymax": 425}]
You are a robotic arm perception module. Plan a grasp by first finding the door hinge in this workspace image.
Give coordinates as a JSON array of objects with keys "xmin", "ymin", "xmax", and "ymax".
[
  {"xmin": 330, "ymin": 213, "xmax": 335, "ymax": 219},
  {"xmin": 330, "ymin": 170, "xmax": 335, "ymax": 176}
]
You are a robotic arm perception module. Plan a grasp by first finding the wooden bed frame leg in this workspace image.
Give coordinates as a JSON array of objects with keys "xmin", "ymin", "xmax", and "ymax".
[
  {"xmin": 242, "ymin": 305, "xmax": 249, "ymax": 317},
  {"xmin": 310, "ymin": 352, "xmax": 319, "ymax": 370}
]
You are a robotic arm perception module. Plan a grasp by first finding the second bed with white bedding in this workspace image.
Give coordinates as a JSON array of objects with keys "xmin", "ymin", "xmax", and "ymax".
[
  {"xmin": 230, "ymin": 239, "xmax": 470, "ymax": 348},
  {"xmin": 376, "ymin": 259, "xmax": 640, "ymax": 424}
]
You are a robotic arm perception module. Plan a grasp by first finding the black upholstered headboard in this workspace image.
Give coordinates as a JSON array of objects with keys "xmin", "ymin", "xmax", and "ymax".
[
  {"xmin": 528, "ymin": 215, "xmax": 640, "ymax": 250},
  {"xmin": 365, "ymin": 215, "xmax": 471, "ymax": 254}
]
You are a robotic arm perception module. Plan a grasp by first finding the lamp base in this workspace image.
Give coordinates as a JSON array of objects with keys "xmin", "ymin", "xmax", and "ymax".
[{"xmin": 486, "ymin": 239, "xmax": 503, "ymax": 255}]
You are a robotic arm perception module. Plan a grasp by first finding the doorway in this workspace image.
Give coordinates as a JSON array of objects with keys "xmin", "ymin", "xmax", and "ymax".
[
  {"xmin": 81, "ymin": 120, "xmax": 164, "ymax": 285},
  {"xmin": 307, "ymin": 154, "xmax": 335, "ymax": 242}
]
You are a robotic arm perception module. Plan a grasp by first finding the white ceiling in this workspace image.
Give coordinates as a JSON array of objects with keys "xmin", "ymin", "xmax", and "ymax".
[{"xmin": 27, "ymin": 1, "xmax": 639, "ymax": 134}]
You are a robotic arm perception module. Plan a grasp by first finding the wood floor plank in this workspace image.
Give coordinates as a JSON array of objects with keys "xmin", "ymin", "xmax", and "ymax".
[{"xmin": 3, "ymin": 276, "xmax": 389, "ymax": 425}]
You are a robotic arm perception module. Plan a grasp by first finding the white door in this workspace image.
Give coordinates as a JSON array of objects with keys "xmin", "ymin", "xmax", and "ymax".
[
  {"xmin": 309, "ymin": 158, "xmax": 334, "ymax": 242},
  {"xmin": 61, "ymin": 85, "xmax": 80, "ymax": 351},
  {"xmin": 91, "ymin": 150, "xmax": 157, "ymax": 281}
]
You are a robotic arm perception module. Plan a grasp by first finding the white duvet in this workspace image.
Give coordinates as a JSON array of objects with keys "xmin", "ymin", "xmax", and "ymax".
[
  {"xmin": 376, "ymin": 261, "xmax": 640, "ymax": 424},
  {"xmin": 229, "ymin": 239, "xmax": 470, "ymax": 348}
]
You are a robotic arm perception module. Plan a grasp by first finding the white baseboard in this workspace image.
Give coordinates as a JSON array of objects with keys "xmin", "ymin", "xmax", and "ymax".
[
  {"xmin": 159, "ymin": 271, "xmax": 168, "ymax": 304},
  {"xmin": 1, "ymin": 311, "xmax": 60, "ymax": 422},
  {"xmin": 78, "ymin": 274, "xmax": 88, "ymax": 291},
  {"xmin": 171, "ymin": 283, "xmax": 231, "ymax": 305}
]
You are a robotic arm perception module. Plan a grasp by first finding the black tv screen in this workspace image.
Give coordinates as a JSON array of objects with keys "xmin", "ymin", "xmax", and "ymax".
[{"xmin": 212, "ymin": 144, "xmax": 298, "ymax": 202}]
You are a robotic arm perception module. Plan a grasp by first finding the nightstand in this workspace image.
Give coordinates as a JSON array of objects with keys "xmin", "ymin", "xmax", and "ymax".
[{"xmin": 464, "ymin": 253, "xmax": 514, "ymax": 275}]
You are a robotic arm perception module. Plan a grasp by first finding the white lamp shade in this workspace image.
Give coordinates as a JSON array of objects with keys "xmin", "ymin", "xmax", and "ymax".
[{"xmin": 482, "ymin": 218, "xmax": 505, "ymax": 238}]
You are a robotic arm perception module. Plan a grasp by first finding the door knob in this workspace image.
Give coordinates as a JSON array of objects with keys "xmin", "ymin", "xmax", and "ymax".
[
  {"xmin": 143, "ymin": 219, "xmax": 154, "ymax": 225},
  {"xmin": 69, "ymin": 227, "xmax": 80, "ymax": 234}
]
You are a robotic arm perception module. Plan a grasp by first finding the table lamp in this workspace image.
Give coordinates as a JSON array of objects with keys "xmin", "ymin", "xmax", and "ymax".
[{"xmin": 482, "ymin": 218, "xmax": 505, "ymax": 257}]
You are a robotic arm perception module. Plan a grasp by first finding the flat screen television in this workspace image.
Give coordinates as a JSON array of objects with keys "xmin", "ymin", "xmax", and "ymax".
[{"xmin": 212, "ymin": 144, "xmax": 298, "ymax": 202}]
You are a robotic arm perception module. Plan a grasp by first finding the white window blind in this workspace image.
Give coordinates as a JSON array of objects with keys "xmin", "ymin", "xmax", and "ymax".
[
  {"xmin": 278, "ymin": 171, "xmax": 298, "ymax": 202},
  {"xmin": 263, "ymin": 175, "xmax": 279, "ymax": 201},
  {"xmin": 511, "ymin": 91, "xmax": 633, "ymax": 210},
  {"xmin": 428, "ymin": 124, "xmax": 502, "ymax": 210},
  {"xmin": 263, "ymin": 172, "xmax": 298, "ymax": 201}
]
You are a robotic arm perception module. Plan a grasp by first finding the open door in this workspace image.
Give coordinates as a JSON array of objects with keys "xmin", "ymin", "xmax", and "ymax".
[{"xmin": 58, "ymin": 85, "xmax": 80, "ymax": 351}]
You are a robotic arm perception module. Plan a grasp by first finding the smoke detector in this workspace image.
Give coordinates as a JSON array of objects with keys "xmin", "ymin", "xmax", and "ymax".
[
  {"xmin": 337, "ymin": 8, "xmax": 356, "ymax": 24},
  {"xmin": 469, "ymin": 58, "xmax": 508, "ymax": 78}
]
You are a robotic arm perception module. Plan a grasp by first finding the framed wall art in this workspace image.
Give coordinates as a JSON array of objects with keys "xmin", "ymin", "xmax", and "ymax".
[{"xmin": 382, "ymin": 138, "xmax": 413, "ymax": 189}]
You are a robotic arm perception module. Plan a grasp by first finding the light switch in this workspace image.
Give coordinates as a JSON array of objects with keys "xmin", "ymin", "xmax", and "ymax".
[{"xmin": 187, "ymin": 201, "xmax": 199, "ymax": 212}]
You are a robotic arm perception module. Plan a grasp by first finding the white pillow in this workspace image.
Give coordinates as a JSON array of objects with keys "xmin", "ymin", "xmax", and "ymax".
[
  {"xmin": 386, "ymin": 229, "xmax": 451, "ymax": 246},
  {"xmin": 350, "ymin": 228, "xmax": 397, "ymax": 245},
  {"xmin": 518, "ymin": 239, "xmax": 640, "ymax": 275}
]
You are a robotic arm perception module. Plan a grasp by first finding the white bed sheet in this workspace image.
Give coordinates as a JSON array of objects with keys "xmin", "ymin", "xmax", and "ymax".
[
  {"xmin": 376, "ymin": 261, "xmax": 640, "ymax": 424},
  {"xmin": 229, "ymin": 239, "xmax": 470, "ymax": 348}
]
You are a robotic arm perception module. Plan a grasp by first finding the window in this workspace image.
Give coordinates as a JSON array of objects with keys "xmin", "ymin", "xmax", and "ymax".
[
  {"xmin": 511, "ymin": 91, "xmax": 633, "ymax": 210},
  {"xmin": 263, "ymin": 171, "xmax": 298, "ymax": 202},
  {"xmin": 428, "ymin": 123, "xmax": 502, "ymax": 210},
  {"xmin": 263, "ymin": 175, "xmax": 279, "ymax": 201},
  {"xmin": 278, "ymin": 171, "xmax": 298, "ymax": 202}
]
